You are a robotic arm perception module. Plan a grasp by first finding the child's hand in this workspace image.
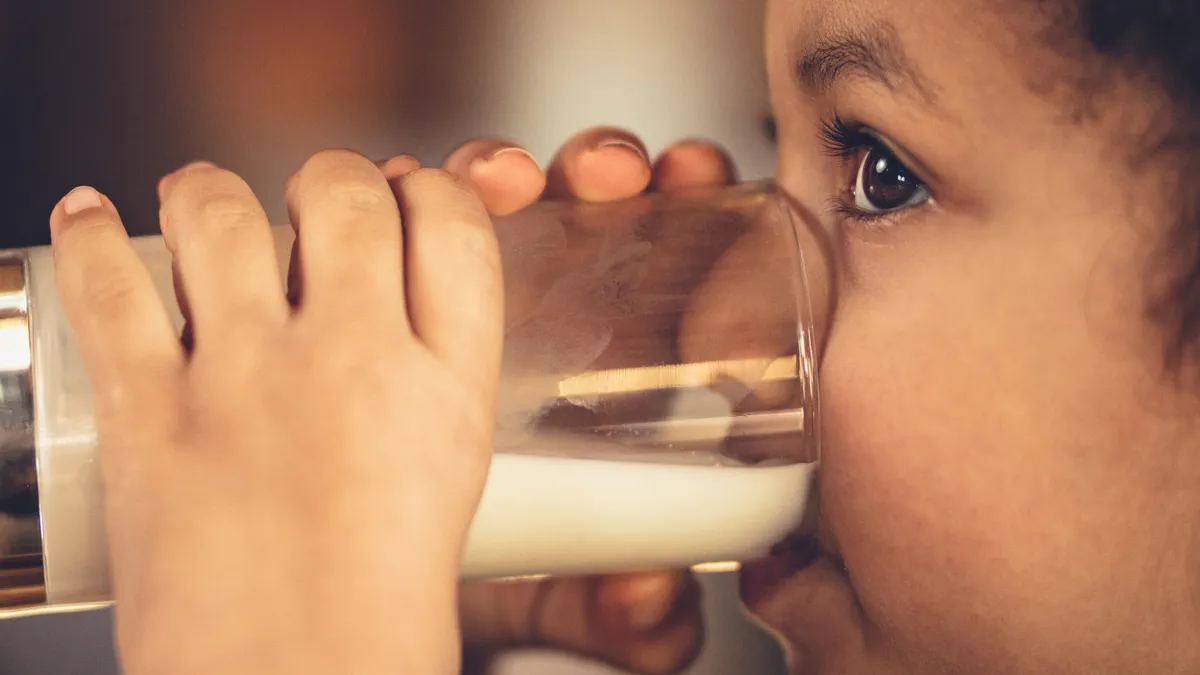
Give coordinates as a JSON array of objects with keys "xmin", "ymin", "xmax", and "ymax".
[
  {"xmin": 432, "ymin": 129, "xmax": 736, "ymax": 675},
  {"xmin": 49, "ymin": 152, "xmax": 500, "ymax": 675},
  {"xmin": 459, "ymin": 571, "xmax": 703, "ymax": 675}
]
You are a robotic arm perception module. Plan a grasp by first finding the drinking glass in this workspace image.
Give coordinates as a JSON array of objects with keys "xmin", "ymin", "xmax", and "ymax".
[{"xmin": 0, "ymin": 180, "xmax": 828, "ymax": 616}]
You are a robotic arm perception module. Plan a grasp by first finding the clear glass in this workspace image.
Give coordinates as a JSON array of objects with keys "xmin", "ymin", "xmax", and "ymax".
[{"xmin": 24, "ymin": 180, "xmax": 826, "ymax": 606}]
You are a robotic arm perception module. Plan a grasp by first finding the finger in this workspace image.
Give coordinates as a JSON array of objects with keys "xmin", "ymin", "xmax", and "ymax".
[
  {"xmin": 594, "ymin": 571, "xmax": 690, "ymax": 634},
  {"xmin": 281, "ymin": 156, "xmax": 419, "ymax": 309},
  {"xmin": 442, "ymin": 140, "xmax": 545, "ymax": 216},
  {"xmin": 650, "ymin": 140, "xmax": 737, "ymax": 193},
  {"xmin": 529, "ymin": 572, "xmax": 703, "ymax": 674},
  {"xmin": 377, "ymin": 155, "xmax": 425, "ymax": 212},
  {"xmin": 158, "ymin": 162, "xmax": 287, "ymax": 344},
  {"xmin": 286, "ymin": 149, "xmax": 405, "ymax": 317},
  {"xmin": 379, "ymin": 154, "xmax": 422, "ymax": 181},
  {"xmin": 544, "ymin": 127, "xmax": 652, "ymax": 202},
  {"xmin": 459, "ymin": 572, "xmax": 702, "ymax": 658},
  {"xmin": 49, "ymin": 187, "xmax": 182, "ymax": 408},
  {"xmin": 597, "ymin": 572, "xmax": 705, "ymax": 675},
  {"xmin": 742, "ymin": 556, "xmax": 867, "ymax": 675},
  {"xmin": 398, "ymin": 169, "xmax": 503, "ymax": 393},
  {"xmin": 158, "ymin": 171, "xmax": 200, "ymax": 351},
  {"xmin": 615, "ymin": 612, "xmax": 705, "ymax": 675},
  {"xmin": 458, "ymin": 579, "xmax": 545, "ymax": 648}
]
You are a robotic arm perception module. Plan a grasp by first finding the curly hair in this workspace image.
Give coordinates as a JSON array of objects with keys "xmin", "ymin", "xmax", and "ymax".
[{"xmin": 1076, "ymin": 1, "xmax": 1200, "ymax": 366}]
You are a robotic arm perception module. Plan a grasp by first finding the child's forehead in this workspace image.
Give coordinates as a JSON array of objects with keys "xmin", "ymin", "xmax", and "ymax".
[
  {"xmin": 768, "ymin": 0, "xmax": 1101, "ymax": 131},
  {"xmin": 770, "ymin": 0, "xmax": 1071, "ymax": 78}
]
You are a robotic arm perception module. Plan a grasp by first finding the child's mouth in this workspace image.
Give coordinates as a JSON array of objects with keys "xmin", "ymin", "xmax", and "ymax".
[{"xmin": 738, "ymin": 533, "xmax": 822, "ymax": 608}]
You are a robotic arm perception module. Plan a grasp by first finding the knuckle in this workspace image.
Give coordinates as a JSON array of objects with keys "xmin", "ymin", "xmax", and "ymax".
[
  {"xmin": 298, "ymin": 150, "xmax": 392, "ymax": 214},
  {"xmin": 403, "ymin": 169, "xmax": 493, "ymax": 224},
  {"xmin": 53, "ymin": 219, "xmax": 128, "ymax": 284},
  {"xmin": 324, "ymin": 178, "xmax": 391, "ymax": 213},
  {"xmin": 304, "ymin": 148, "xmax": 374, "ymax": 173},
  {"xmin": 298, "ymin": 325, "xmax": 397, "ymax": 378},
  {"xmin": 402, "ymin": 167, "xmax": 478, "ymax": 204},
  {"xmin": 165, "ymin": 169, "xmax": 264, "ymax": 230},
  {"xmin": 52, "ymin": 218, "xmax": 146, "ymax": 315},
  {"xmin": 400, "ymin": 168, "xmax": 499, "ymax": 272},
  {"xmin": 300, "ymin": 149, "xmax": 377, "ymax": 181},
  {"xmin": 196, "ymin": 194, "xmax": 262, "ymax": 230},
  {"xmin": 167, "ymin": 166, "xmax": 241, "ymax": 205},
  {"xmin": 56, "ymin": 210, "xmax": 122, "ymax": 250},
  {"xmin": 78, "ymin": 267, "xmax": 146, "ymax": 317}
]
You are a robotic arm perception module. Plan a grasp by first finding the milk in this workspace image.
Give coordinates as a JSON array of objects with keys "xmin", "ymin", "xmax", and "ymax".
[{"xmin": 463, "ymin": 453, "xmax": 813, "ymax": 580}]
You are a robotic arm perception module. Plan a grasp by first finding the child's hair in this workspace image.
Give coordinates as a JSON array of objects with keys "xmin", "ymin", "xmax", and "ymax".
[{"xmin": 1072, "ymin": 1, "xmax": 1200, "ymax": 365}]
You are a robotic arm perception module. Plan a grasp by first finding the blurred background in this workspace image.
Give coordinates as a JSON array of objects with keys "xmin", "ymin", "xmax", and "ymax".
[{"xmin": 0, "ymin": 0, "xmax": 783, "ymax": 672}]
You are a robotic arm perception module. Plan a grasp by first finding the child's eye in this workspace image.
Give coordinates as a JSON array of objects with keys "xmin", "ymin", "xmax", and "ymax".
[
  {"xmin": 820, "ymin": 116, "xmax": 932, "ymax": 221},
  {"xmin": 852, "ymin": 144, "xmax": 929, "ymax": 214}
]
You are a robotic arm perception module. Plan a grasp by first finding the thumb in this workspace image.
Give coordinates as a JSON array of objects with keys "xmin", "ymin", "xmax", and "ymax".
[{"xmin": 459, "ymin": 571, "xmax": 705, "ymax": 675}]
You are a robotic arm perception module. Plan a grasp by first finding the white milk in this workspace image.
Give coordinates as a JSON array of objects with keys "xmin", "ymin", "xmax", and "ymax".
[{"xmin": 464, "ymin": 453, "xmax": 813, "ymax": 580}]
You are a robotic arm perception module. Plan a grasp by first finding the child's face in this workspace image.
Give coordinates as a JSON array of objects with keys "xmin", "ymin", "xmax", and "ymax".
[{"xmin": 751, "ymin": 0, "xmax": 1200, "ymax": 672}]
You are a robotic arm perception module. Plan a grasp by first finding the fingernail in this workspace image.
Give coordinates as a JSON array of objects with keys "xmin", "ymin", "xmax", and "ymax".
[
  {"xmin": 487, "ymin": 146, "xmax": 537, "ymax": 163},
  {"xmin": 596, "ymin": 139, "xmax": 649, "ymax": 164},
  {"xmin": 623, "ymin": 574, "xmax": 680, "ymax": 631},
  {"xmin": 471, "ymin": 146, "xmax": 537, "ymax": 175},
  {"xmin": 62, "ymin": 186, "xmax": 103, "ymax": 215}
]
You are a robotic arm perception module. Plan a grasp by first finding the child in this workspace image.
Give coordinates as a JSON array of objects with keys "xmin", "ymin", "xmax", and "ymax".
[{"xmin": 46, "ymin": 0, "xmax": 1200, "ymax": 673}]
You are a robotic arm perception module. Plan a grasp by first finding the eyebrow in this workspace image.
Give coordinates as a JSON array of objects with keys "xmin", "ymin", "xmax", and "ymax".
[{"xmin": 794, "ymin": 23, "xmax": 936, "ymax": 104}]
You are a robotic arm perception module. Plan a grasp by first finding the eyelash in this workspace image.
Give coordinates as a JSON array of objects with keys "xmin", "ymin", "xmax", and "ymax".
[
  {"xmin": 818, "ymin": 115, "xmax": 931, "ymax": 226},
  {"xmin": 818, "ymin": 115, "xmax": 869, "ymax": 161}
]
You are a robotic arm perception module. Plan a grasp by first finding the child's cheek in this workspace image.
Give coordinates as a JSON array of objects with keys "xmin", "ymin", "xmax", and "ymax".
[{"xmin": 817, "ymin": 295, "xmax": 1066, "ymax": 668}]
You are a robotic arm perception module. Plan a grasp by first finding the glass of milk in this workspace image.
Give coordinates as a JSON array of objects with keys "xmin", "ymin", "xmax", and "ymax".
[
  {"xmin": 0, "ymin": 180, "xmax": 828, "ymax": 616},
  {"xmin": 470, "ymin": 181, "xmax": 826, "ymax": 581}
]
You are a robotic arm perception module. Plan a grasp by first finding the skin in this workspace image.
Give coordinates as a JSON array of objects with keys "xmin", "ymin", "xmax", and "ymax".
[
  {"xmin": 443, "ymin": 134, "xmax": 711, "ymax": 675},
  {"xmin": 450, "ymin": 1, "xmax": 1200, "ymax": 672},
  {"xmin": 745, "ymin": 0, "xmax": 1200, "ymax": 673},
  {"xmin": 55, "ymin": 156, "xmax": 506, "ymax": 675},
  {"xmin": 48, "ymin": 0, "xmax": 1200, "ymax": 673},
  {"xmin": 51, "ymin": 137, "xmax": 710, "ymax": 675}
]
